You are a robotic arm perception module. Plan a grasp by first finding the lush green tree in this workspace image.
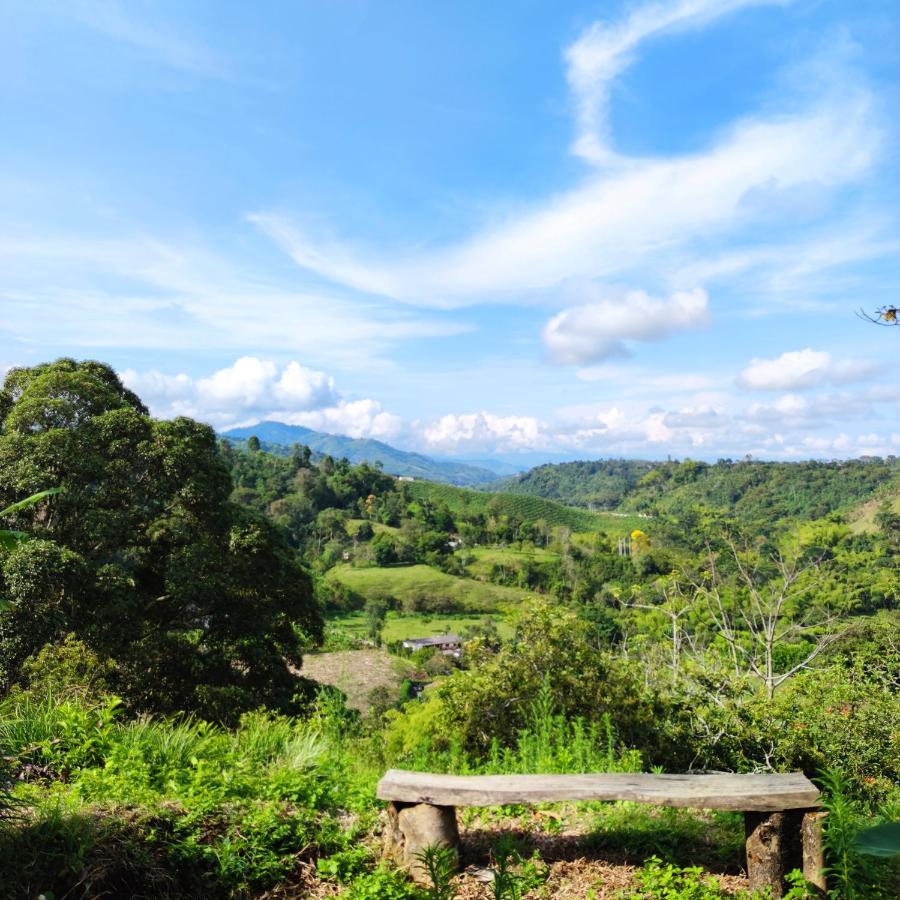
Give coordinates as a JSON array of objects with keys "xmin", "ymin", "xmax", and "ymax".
[
  {"xmin": 370, "ymin": 531, "xmax": 398, "ymax": 566},
  {"xmin": 389, "ymin": 600, "xmax": 659, "ymax": 756},
  {"xmin": 0, "ymin": 359, "xmax": 322, "ymax": 720}
]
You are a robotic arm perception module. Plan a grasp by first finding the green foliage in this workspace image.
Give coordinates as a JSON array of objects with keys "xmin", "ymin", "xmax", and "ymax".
[
  {"xmin": 0, "ymin": 690, "xmax": 372, "ymax": 897},
  {"xmin": 342, "ymin": 864, "xmax": 426, "ymax": 899},
  {"xmin": 415, "ymin": 845, "xmax": 457, "ymax": 900},
  {"xmin": 624, "ymin": 856, "xmax": 739, "ymax": 899},
  {"xmin": 489, "ymin": 837, "xmax": 547, "ymax": 900},
  {"xmin": 0, "ymin": 359, "xmax": 322, "ymax": 721},
  {"xmin": 817, "ymin": 769, "xmax": 900, "ymax": 899},
  {"xmin": 317, "ymin": 845, "xmax": 374, "ymax": 883}
]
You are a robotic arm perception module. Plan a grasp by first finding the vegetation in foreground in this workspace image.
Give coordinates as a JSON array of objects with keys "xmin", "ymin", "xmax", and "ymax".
[{"xmin": 1, "ymin": 359, "xmax": 899, "ymax": 898}]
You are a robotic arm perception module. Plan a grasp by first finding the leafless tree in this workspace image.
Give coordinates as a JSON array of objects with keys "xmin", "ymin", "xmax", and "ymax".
[
  {"xmin": 691, "ymin": 539, "xmax": 840, "ymax": 700},
  {"xmin": 690, "ymin": 540, "xmax": 842, "ymax": 700},
  {"xmin": 622, "ymin": 578, "xmax": 697, "ymax": 680}
]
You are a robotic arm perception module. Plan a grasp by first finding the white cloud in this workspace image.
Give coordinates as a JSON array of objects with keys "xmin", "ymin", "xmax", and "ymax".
[
  {"xmin": 253, "ymin": 89, "xmax": 877, "ymax": 306},
  {"xmin": 564, "ymin": 0, "xmax": 792, "ymax": 164},
  {"xmin": 123, "ymin": 357, "xmax": 342, "ymax": 428},
  {"xmin": 251, "ymin": 2, "xmax": 879, "ymax": 311},
  {"xmin": 542, "ymin": 288, "xmax": 709, "ymax": 364},
  {"xmin": 283, "ymin": 399, "xmax": 403, "ymax": 441},
  {"xmin": 738, "ymin": 348, "xmax": 879, "ymax": 390},
  {"xmin": 0, "ymin": 233, "xmax": 468, "ymax": 367},
  {"xmin": 422, "ymin": 412, "xmax": 546, "ymax": 453},
  {"xmin": 118, "ymin": 357, "xmax": 900, "ymax": 462}
]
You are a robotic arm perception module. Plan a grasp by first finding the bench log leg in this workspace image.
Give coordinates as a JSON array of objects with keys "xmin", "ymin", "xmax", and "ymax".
[
  {"xmin": 801, "ymin": 811, "xmax": 827, "ymax": 894},
  {"xmin": 745, "ymin": 811, "xmax": 786, "ymax": 897},
  {"xmin": 383, "ymin": 801, "xmax": 459, "ymax": 883}
]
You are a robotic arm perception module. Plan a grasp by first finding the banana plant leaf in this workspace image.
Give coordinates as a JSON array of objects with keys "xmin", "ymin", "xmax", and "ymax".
[
  {"xmin": 0, "ymin": 487, "xmax": 62, "ymax": 518},
  {"xmin": 854, "ymin": 823, "xmax": 900, "ymax": 858}
]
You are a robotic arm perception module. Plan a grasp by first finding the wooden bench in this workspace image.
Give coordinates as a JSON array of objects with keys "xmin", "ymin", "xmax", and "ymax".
[{"xmin": 377, "ymin": 769, "xmax": 825, "ymax": 897}]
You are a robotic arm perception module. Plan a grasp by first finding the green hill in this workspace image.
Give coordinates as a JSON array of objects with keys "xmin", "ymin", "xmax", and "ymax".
[
  {"xmin": 405, "ymin": 480, "xmax": 637, "ymax": 534},
  {"xmin": 848, "ymin": 483, "xmax": 900, "ymax": 534},
  {"xmin": 495, "ymin": 459, "xmax": 658, "ymax": 509},
  {"xmin": 494, "ymin": 457, "xmax": 900, "ymax": 531}
]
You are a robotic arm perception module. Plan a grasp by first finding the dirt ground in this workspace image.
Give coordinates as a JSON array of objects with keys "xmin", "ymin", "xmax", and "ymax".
[
  {"xmin": 298, "ymin": 649, "xmax": 410, "ymax": 712},
  {"xmin": 278, "ymin": 822, "xmax": 753, "ymax": 898}
]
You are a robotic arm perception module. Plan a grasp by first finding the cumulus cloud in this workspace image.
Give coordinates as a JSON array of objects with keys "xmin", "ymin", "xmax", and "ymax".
[
  {"xmin": 422, "ymin": 412, "xmax": 546, "ymax": 453},
  {"xmin": 121, "ymin": 357, "xmax": 358, "ymax": 431},
  {"xmin": 117, "ymin": 356, "xmax": 900, "ymax": 462},
  {"xmin": 738, "ymin": 348, "xmax": 879, "ymax": 390},
  {"xmin": 282, "ymin": 399, "xmax": 403, "ymax": 441},
  {"xmin": 542, "ymin": 288, "xmax": 709, "ymax": 365}
]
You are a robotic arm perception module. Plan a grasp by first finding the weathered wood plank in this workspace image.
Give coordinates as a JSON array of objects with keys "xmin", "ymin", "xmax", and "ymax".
[{"xmin": 376, "ymin": 770, "xmax": 820, "ymax": 811}]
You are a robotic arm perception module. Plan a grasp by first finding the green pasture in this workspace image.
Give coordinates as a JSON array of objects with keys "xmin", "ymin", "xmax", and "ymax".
[
  {"xmin": 327, "ymin": 610, "xmax": 514, "ymax": 642},
  {"xmin": 325, "ymin": 562, "xmax": 538, "ymax": 612},
  {"xmin": 462, "ymin": 545, "xmax": 560, "ymax": 578},
  {"xmin": 406, "ymin": 480, "xmax": 627, "ymax": 533}
]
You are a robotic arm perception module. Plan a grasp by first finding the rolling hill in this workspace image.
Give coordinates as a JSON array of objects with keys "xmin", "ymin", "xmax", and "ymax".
[
  {"xmin": 405, "ymin": 480, "xmax": 644, "ymax": 535},
  {"xmin": 495, "ymin": 456, "xmax": 900, "ymax": 530},
  {"xmin": 221, "ymin": 421, "xmax": 499, "ymax": 486}
]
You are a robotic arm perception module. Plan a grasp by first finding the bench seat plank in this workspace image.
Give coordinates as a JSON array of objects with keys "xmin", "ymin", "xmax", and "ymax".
[{"xmin": 377, "ymin": 770, "xmax": 819, "ymax": 812}]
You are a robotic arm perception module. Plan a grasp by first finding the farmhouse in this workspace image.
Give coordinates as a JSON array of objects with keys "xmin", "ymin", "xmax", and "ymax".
[{"xmin": 401, "ymin": 634, "xmax": 462, "ymax": 657}]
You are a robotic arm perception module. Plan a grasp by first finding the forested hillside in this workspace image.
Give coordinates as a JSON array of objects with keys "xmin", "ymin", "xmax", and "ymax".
[
  {"xmin": 496, "ymin": 459, "xmax": 659, "ymax": 508},
  {"xmin": 1, "ymin": 360, "xmax": 898, "ymax": 898},
  {"xmin": 499, "ymin": 457, "xmax": 900, "ymax": 531}
]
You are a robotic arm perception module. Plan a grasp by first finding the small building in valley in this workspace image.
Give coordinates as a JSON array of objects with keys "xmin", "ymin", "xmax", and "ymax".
[{"xmin": 401, "ymin": 634, "xmax": 462, "ymax": 657}]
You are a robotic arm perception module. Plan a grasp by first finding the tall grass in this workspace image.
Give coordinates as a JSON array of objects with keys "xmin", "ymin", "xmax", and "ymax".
[{"xmin": 398, "ymin": 679, "xmax": 642, "ymax": 776}]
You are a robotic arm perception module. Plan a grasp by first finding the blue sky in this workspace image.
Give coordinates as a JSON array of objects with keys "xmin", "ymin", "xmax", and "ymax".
[{"xmin": 2, "ymin": 0, "xmax": 899, "ymax": 461}]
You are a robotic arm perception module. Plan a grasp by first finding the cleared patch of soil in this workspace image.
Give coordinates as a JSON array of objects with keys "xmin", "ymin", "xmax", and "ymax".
[{"xmin": 298, "ymin": 649, "xmax": 410, "ymax": 712}]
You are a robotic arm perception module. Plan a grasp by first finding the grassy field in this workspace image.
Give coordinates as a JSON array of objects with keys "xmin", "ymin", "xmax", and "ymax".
[
  {"xmin": 325, "ymin": 562, "xmax": 538, "ymax": 612},
  {"xmin": 327, "ymin": 610, "xmax": 514, "ymax": 642},
  {"xmin": 462, "ymin": 545, "xmax": 560, "ymax": 578},
  {"xmin": 848, "ymin": 488, "xmax": 900, "ymax": 533},
  {"xmin": 406, "ymin": 480, "xmax": 639, "ymax": 533}
]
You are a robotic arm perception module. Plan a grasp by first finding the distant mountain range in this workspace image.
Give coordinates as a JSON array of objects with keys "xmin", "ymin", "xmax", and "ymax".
[{"xmin": 221, "ymin": 421, "xmax": 502, "ymax": 486}]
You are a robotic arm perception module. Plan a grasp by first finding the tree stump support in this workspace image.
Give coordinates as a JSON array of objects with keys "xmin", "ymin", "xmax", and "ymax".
[
  {"xmin": 801, "ymin": 810, "xmax": 827, "ymax": 894},
  {"xmin": 745, "ymin": 809, "xmax": 826, "ymax": 897},
  {"xmin": 382, "ymin": 801, "xmax": 459, "ymax": 883}
]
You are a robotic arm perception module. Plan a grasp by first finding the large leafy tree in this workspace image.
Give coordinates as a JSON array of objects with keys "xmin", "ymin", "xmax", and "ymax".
[{"xmin": 0, "ymin": 359, "xmax": 322, "ymax": 720}]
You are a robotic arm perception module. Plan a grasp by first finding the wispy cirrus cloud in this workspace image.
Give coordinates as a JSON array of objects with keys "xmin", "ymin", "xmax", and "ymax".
[
  {"xmin": 0, "ymin": 233, "xmax": 469, "ymax": 367},
  {"xmin": 251, "ymin": 88, "xmax": 878, "ymax": 308},
  {"xmin": 251, "ymin": 2, "xmax": 881, "ymax": 318},
  {"xmin": 61, "ymin": 0, "xmax": 228, "ymax": 77},
  {"xmin": 564, "ymin": 0, "xmax": 794, "ymax": 164}
]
